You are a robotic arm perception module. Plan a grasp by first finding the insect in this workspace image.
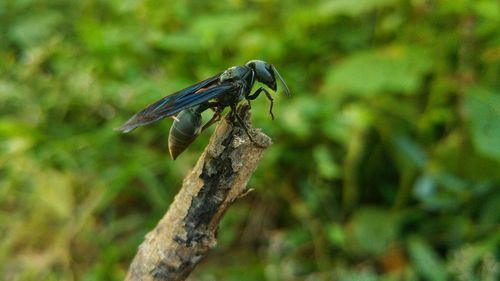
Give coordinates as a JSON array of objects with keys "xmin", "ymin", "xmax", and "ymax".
[{"xmin": 119, "ymin": 60, "xmax": 290, "ymax": 159}]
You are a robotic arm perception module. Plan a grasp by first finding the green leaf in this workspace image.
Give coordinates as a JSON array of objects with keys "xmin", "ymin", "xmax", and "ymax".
[
  {"xmin": 480, "ymin": 192, "xmax": 500, "ymax": 225},
  {"xmin": 347, "ymin": 208, "xmax": 398, "ymax": 256},
  {"xmin": 338, "ymin": 271, "xmax": 378, "ymax": 281},
  {"xmin": 8, "ymin": 11, "xmax": 62, "ymax": 47},
  {"xmin": 317, "ymin": 0, "xmax": 398, "ymax": 17},
  {"xmin": 190, "ymin": 12, "xmax": 257, "ymax": 42},
  {"xmin": 326, "ymin": 223, "xmax": 346, "ymax": 246},
  {"xmin": 464, "ymin": 87, "xmax": 500, "ymax": 161},
  {"xmin": 313, "ymin": 145, "xmax": 341, "ymax": 179},
  {"xmin": 392, "ymin": 135, "xmax": 427, "ymax": 169},
  {"xmin": 281, "ymin": 97, "xmax": 322, "ymax": 138},
  {"xmin": 325, "ymin": 46, "xmax": 433, "ymax": 96},
  {"xmin": 408, "ymin": 238, "xmax": 448, "ymax": 281},
  {"xmin": 148, "ymin": 31, "xmax": 203, "ymax": 52}
]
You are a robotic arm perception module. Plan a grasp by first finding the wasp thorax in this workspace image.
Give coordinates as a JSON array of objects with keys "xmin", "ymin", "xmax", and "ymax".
[{"xmin": 219, "ymin": 66, "xmax": 248, "ymax": 83}]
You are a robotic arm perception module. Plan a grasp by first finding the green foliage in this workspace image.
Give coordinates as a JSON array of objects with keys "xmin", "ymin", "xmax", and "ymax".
[
  {"xmin": 325, "ymin": 46, "xmax": 432, "ymax": 95},
  {"xmin": 1, "ymin": 0, "xmax": 499, "ymax": 280},
  {"xmin": 408, "ymin": 238, "xmax": 448, "ymax": 281},
  {"xmin": 464, "ymin": 86, "xmax": 500, "ymax": 160}
]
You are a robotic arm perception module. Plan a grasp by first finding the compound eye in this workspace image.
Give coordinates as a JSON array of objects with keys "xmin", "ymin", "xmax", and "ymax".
[
  {"xmin": 265, "ymin": 65, "xmax": 273, "ymax": 75},
  {"xmin": 258, "ymin": 64, "xmax": 273, "ymax": 82}
]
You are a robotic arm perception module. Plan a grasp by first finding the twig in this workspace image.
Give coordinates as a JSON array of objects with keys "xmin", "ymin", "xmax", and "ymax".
[{"xmin": 125, "ymin": 105, "xmax": 272, "ymax": 281}]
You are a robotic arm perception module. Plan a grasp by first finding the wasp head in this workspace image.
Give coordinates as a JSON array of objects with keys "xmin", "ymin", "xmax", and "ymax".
[{"xmin": 246, "ymin": 60, "xmax": 290, "ymax": 96}]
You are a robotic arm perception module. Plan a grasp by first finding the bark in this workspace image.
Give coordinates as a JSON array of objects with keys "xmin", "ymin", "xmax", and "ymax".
[{"xmin": 125, "ymin": 105, "xmax": 271, "ymax": 281}]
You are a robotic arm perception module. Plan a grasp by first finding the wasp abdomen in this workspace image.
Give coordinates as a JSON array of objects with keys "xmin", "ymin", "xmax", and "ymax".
[{"xmin": 168, "ymin": 107, "xmax": 203, "ymax": 160}]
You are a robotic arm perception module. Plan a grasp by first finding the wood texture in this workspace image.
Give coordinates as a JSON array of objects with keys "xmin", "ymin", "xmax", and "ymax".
[{"xmin": 126, "ymin": 106, "xmax": 271, "ymax": 281}]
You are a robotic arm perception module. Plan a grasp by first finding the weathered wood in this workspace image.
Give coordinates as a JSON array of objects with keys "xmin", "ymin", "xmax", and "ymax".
[{"xmin": 126, "ymin": 105, "xmax": 271, "ymax": 281}]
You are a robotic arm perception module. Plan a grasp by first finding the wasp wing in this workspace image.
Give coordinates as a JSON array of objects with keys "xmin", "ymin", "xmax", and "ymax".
[
  {"xmin": 119, "ymin": 74, "xmax": 236, "ymax": 132},
  {"xmin": 152, "ymin": 84, "xmax": 233, "ymax": 116}
]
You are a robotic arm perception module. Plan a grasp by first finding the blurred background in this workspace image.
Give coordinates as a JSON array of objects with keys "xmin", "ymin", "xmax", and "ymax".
[{"xmin": 1, "ymin": 0, "xmax": 499, "ymax": 280}]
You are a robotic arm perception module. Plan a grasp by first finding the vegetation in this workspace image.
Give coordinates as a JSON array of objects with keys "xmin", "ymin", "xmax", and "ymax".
[{"xmin": 1, "ymin": 0, "xmax": 499, "ymax": 280}]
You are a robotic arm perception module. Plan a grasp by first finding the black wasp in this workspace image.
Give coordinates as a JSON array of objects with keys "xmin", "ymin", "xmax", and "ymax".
[{"xmin": 119, "ymin": 60, "xmax": 290, "ymax": 159}]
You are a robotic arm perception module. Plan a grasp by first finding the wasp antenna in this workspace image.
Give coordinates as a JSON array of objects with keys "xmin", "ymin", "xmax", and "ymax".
[{"xmin": 271, "ymin": 65, "xmax": 291, "ymax": 96}]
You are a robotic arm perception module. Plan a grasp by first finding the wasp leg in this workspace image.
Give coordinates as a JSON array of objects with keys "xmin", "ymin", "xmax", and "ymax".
[
  {"xmin": 196, "ymin": 101, "xmax": 220, "ymax": 113},
  {"xmin": 246, "ymin": 87, "xmax": 274, "ymax": 120},
  {"xmin": 201, "ymin": 111, "xmax": 222, "ymax": 131},
  {"xmin": 230, "ymin": 104, "xmax": 257, "ymax": 143}
]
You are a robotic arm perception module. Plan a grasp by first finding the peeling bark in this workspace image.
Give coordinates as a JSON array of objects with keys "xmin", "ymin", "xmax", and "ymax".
[{"xmin": 125, "ymin": 105, "xmax": 271, "ymax": 281}]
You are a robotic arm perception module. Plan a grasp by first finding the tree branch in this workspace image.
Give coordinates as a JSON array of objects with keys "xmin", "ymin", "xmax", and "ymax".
[{"xmin": 125, "ymin": 105, "xmax": 272, "ymax": 281}]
